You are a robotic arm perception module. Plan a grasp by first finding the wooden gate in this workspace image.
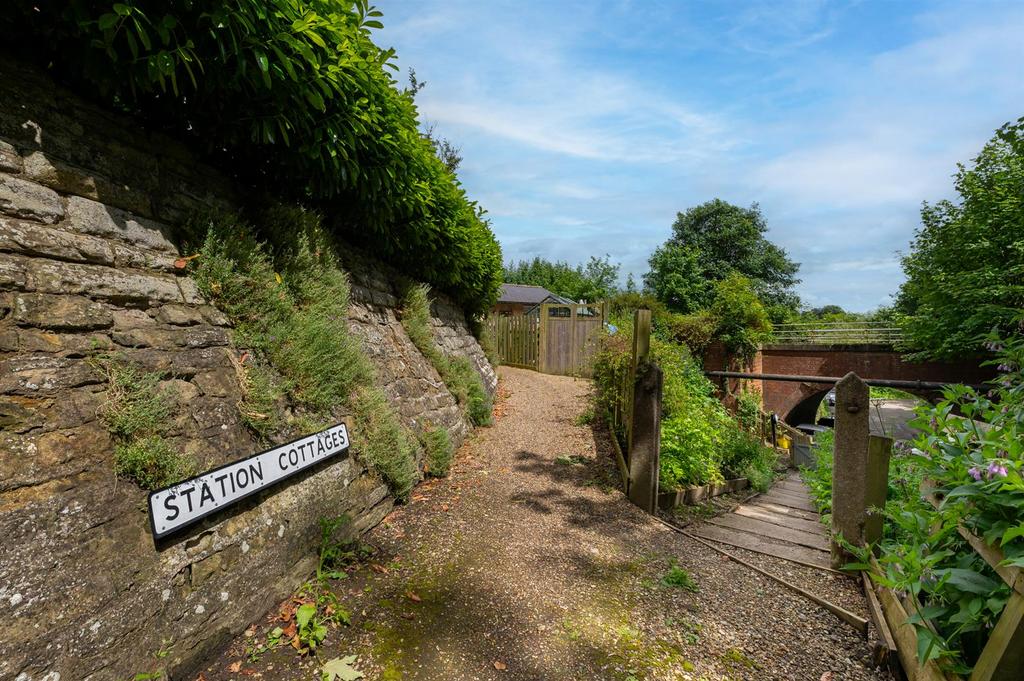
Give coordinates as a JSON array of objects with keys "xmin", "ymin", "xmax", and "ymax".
[
  {"xmin": 538, "ymin": 303, "xmax": 604, "ymax": 377},
  {"xmin": 487, "ymin": 314, "xmax": 540, "ymax": 369},
  {"xmin": 485, "ymin": 303, "xmax": 605, "ymax": 377}
]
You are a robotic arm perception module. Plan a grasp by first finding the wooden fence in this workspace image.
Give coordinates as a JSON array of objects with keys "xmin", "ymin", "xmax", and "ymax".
[{"xmin": 485, "ymin": 303, "xmax": 605, "ymax": 377}]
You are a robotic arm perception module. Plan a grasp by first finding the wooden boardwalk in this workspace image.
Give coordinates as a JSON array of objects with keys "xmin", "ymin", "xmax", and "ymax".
[{"xmin": 689, "ymin": 472, "xmax": 833, "ymax": 570}]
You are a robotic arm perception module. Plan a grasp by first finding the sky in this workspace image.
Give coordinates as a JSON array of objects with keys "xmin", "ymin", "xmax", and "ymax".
[{"xmin": 376, "ymin": 0, "xmax": 1024, "ymax": 311}]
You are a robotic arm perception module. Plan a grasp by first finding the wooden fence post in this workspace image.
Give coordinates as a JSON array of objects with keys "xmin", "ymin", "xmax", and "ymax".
[
  {"xmin": 831, "ymin": 372, "xmax": 890, "ymax": 567},
  {"xmin": 628, "ymin": 361, "xmax": 662, "ymax": 514},
  {"xmin": 626, "ymin": 309, "xmax": 651, "ymax": 458},
  {"xmin": 864, "ymin": 435, "xmax": 892, "ymax": 547},
  {"xmin": 831, "ymin": 371, "xmax": 871, "ymax": 568}
]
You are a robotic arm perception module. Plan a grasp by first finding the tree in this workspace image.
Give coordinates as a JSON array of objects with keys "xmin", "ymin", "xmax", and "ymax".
[
  {"xmin": 708, "ymin": 273, "xmax": 772, "ymax": 359},
  {"xmin": 644, "ymin": 199, "xmax": 800, "ymax": 316},
  {"xmin": 896, "ymin": 118, "xmax": 1024, "ymax": 360},
  {"xmin": 504, "ymin": 255, "xmax": 620, "ymax": 302}
]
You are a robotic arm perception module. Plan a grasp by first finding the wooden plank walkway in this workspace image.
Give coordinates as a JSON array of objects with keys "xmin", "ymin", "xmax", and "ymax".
[{"xmin": 689, "ymin": 471, "xmax": 833, "ymax": 570}]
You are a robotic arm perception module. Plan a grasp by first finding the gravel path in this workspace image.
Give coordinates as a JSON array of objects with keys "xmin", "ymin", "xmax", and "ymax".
[{"xmin": 204, "ymin": 367, "xmax": 892, "ymax": 681}]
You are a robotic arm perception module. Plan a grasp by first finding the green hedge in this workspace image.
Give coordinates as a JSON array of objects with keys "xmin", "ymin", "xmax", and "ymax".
[{"xmin": 3, "ymin": 1, "xmax": 502, "ymax": 315}]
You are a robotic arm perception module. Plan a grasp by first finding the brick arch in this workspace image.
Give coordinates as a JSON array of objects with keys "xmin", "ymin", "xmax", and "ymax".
[{"xmin": 703, "ymin": 343, "xmax": 994, "ymax": 424}]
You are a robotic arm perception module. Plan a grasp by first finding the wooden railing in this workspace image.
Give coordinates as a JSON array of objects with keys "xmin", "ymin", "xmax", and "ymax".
[{"xmin": 771, "ymin": 321, "xmax": 903, "ymax": 345}]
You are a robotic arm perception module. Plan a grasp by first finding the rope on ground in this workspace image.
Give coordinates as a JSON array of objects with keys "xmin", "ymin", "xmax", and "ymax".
[{"xmin": 653, "ymin": 515, "xmax": 869, "ymax": 638}]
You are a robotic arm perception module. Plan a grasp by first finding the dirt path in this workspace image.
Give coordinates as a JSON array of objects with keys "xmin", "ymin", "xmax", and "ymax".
[{"xmin": 204, "ymin": 367, "xmax": 890, "ymax": 681}]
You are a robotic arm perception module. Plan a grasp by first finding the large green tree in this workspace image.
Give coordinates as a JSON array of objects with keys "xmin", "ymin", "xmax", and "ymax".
[
  {"xmin": 504, "ymin": 255, "xmax": 620, "ymax": 302},
  {"xmin": 896, "ymin": 118, "xmax": 1024, "ymax": 360},
  {"xmin": 644, "ymin": 199, "xmax": 800, "ymax": 317}
]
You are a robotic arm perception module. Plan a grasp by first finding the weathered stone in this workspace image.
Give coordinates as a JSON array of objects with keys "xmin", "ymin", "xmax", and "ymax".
[
  {"xmin": 192, "ymin": 369, "xmax": 238, "ymax": 398},
  {"xmin": 111, "ymin": 327, "xmax": 175, "ymax": 349},
  {"xmin": 23, "ymin": 150, "xmax": 153, "ymax": 217},
  {"xmin": 153, "ymin": 303, "xmax": 205, "ymax": 326},
  {"xmin": 0, "ymin": 217, "xmax": 114, "ymax": 265},
  {"xmin": 111, "ymin": 325, "xmax": 229, "ymax": 350},
  {"xmin": 181, "ymin": 325, "xmax": 230, "ymax": 348},
  {"xmin": 177, "ymin": 277, "xmax": 205, "ymax": 305},
  {"xmin": 64, "ymin": 195, "xmax": 175, "ymax": 252},
  {"xmin": 0, "ymin": 139, "xmax": 21, "ymax": 173},
  {"xmin": 0, "ymin": 355, "xmax": 103, "ymax": 395},
  {"xmin": 0, "ymin": 255, "xmax": 27, "ymax": 289},
  {"xmin": 25, "ymin": 259, "xmax": 184, "ymax": 306},
  {"xmin": 199, "ymin": 305, "xmax": 231, "ymax": 327},
  {"xmin": 113, "ymin": 307, "xmax": 156, "ymax": 330},
  {"xmin": 121, "ymin": 346, "xmax": 233, "ymax": 378},
  {"xmin": 110, "ymin": 241, "xmax": 180, "ymax": 272},
  {"xmin": 0, "ymin": 174, "xmax": 63, "ymax": 224},
  {"xmin": 12, "ymin": 292, "xmax": 113, "ymax": 331}
]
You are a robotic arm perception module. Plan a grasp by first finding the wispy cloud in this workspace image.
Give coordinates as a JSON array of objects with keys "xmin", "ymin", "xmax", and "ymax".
[{"xmin": 379, "ymin": 0, "xmax": 1024, "ymax": 311}]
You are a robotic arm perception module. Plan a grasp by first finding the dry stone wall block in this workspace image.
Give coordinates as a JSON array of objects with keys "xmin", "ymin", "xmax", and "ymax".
[
  {"xmin": 25, "ymin": 258, "xmax": 184, "ymax": 306},
  {"xmin": 0, "ymin": 217, "xmax": 115, "ymax": 265},
  {"xmin": 0, "ymin": 139, "xmax": 22, "ymax": 173},
  {"xmin": 12, "ymin": 292, "xmax": 113, "ymax": 331},
  {"xmin": 64, "ymin": 194, "xmax": 176, "ymax": 252},
  {"xmin": 0, "ymin": 174, "xmax": 64, "ymax": 224},
  {"xmin": 23, "ymin": 150, "xmax": 154, "ymax": 217}
]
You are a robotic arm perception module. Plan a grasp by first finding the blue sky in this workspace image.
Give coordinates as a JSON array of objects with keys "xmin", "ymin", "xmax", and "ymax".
[{"xmin": 376, "ymin": 0, "xmax": 1024, "ymax": 311}]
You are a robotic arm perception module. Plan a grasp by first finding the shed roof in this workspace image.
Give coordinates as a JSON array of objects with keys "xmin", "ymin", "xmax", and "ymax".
[{"xmin": 498, "ymin": 284, "xmax": 575, "ymax": 305}]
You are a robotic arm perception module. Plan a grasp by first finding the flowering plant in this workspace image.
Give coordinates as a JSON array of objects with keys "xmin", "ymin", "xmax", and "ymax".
[{"xmin": 861, "ymin": 323, "xmax": 1024, "ymax": 672}]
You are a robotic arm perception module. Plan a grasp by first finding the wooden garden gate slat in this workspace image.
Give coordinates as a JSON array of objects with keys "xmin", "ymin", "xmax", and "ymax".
[{"xmin": 486, "ymin": 303, "xmax": 605, "ymax": 377}]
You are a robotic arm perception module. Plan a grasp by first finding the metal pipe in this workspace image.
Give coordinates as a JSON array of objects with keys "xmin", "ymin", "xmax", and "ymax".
[{"xmin": 704, "ymin": 370, "xmax": 973, "ymax": 391}]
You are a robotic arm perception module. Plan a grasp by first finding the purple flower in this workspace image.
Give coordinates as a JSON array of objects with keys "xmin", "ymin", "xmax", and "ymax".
[
  {"xmin": 969, "ymin": 467, "xmax": 983, "ymax": 481},
  {"xmin": 987, "ymin": 462, "xmax": 1008, "ymax": 478}
]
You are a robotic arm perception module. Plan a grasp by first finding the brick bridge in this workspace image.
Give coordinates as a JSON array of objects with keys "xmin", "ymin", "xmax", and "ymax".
[{"xmin": 704, "ymin": 343, "xmax": 994, "ymax": 426}]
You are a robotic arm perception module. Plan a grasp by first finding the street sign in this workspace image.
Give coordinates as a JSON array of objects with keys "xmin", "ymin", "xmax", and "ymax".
[{"xmin": 148, "ymin": 422, "xmax": 350, "ymax": 540}]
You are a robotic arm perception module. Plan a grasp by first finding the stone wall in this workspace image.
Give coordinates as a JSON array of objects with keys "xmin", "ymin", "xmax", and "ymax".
[{"xmin": 0, "ymin": 56, "xmax": 494, "ymax": 680}]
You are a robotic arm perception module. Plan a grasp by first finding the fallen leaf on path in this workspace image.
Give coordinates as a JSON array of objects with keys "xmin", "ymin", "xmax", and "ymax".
[
  {"xmin": 494, "ymin": 661, "xmax": 507, "ymax": 670},
  {"xmin": 370, "ymin": 563, "xmax": 389, "ymax": 574},
  {"xmin": 406, "ymin": 591, "xmax": 422, "ymax": 603},
  {"xmin": 321, "ymin": 655, "xmax": 365, "ymax": 681},
  {"xmin": 244, "ymin": 625, "xmax": 256, "ymax": 637},
  {"xmin": 400, "ymin": 612, "xmax": 415, "ymax": 620},
  {"xmin": 820, "ymin": 673, "xmax": 834, "ymax": 681},
  {"xmin": 227, "ymin": 661, "xmax": 242, "ymax": 673},
  {"xmin": 281, "ymin": 621, "xmax": 297, "ymax": 639}
]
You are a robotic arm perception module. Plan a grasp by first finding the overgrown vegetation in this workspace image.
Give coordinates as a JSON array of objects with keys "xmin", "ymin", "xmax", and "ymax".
[
  {"xmin": 593, "ymin": 315, "xmax": 777, "ymax": 492},
  {"xmin": 401, "ymin": 284, "xmax": 492, "ymax": 427},
  {"xmin": 188, "ymin": 207, "xmax": 419, "ymax": 500},
  {"xmin": 421, "ymin": 427, "xmax": 454, "ymax": 478},
  {"xmin": 95, "ymin": 356, "xmax": 194, "ymax": 489},
  {"xmin": 4, "ymin": 1, "xmax": 502, "ymax": 315},
  {"xmin": 896, "ymin": 117, "xmax": 1024, "ymax": 360},
  {"xmin": 803, "ymin": 325, "xmax": 1024, "ymax": 672}
]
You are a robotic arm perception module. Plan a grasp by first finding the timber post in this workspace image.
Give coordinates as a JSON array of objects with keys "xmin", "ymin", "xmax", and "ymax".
[
  {"xmin": 831, "ymin": 371, "xmax": 871, "ymax": 568},
  {"xmin": 628, "ymin": 360, "xmax": 662, "ymax": 514}
]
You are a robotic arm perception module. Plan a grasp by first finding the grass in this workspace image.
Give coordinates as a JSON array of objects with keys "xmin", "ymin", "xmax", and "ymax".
[
  {"xmin": 401, "ymin": 284, "xmax": 493, "ymax": 426},
  {"xmin": 351, "ymin": 387, "xmax": 420, "ymax": 501},
  {"xmin": 188, "ymin": 207, "xmax": 418, "ymax": 498},
  {"xmin": 660, "ymin": 561, "xmax": 699, "ymax": 592},
  {"xmin": 421, "ymin": 426, "xmax": 454, "ymax": 477},
  {"xmin": 94, "ymin": 356, "xmax": 194, "ymax": 489},
  {"xmin": 574, "ymin": 406, "xmax": 595, "ymax": 426}
]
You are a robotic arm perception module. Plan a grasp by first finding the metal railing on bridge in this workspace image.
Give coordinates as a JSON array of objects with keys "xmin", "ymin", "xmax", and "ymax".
[{"xmin": 770, "ymin": 321, "xmax": 903, "ymax": 345}]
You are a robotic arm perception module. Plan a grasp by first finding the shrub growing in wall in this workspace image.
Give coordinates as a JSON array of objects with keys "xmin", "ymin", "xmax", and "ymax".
[
  {"xmin": 187, "ymin": 207, "xmax": 421, "ymax": 499},
  {"xmin": 2, "ymin": 1, "xmax": 502, "ymax": 316},
  {"xmin": 401, "ymin": 284, "xmax": 493, "ymax": 426}
]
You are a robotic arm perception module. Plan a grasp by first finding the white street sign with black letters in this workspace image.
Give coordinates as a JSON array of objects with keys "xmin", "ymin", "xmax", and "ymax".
[{"xmin": 148, "ymin": 422, "xmax": 350, "ymax": 540}]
